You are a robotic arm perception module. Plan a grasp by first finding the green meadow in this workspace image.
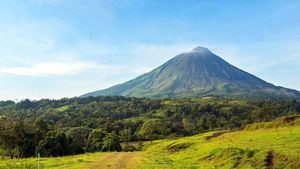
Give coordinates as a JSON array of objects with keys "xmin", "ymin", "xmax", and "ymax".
[
  {"xmin": 0, "ymin": 116, "xmax": 299, "ymax": 169},
  {"xmin": 142, "ymin": 120, "xmax": 300, "ymax": 168}
]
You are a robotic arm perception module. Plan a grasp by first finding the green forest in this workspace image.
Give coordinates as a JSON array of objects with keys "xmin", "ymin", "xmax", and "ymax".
[{"xmin": 0, "ymin": 96, "xmax": 299, "ymax": 159}]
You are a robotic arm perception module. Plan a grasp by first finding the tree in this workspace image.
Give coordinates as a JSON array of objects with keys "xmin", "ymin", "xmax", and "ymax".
[
  {"xmin": 36, "ymin": 131, "xmax": 72, "ymax": 157},
  {"xmin": 19, "ymin": 133, "xmax": 36, "ymax": 158},
  {"xmin": 182, "ymin": 117, "xmax": 197, "ymax": 135},
  {"xmin": 66, "ymin": 127, "xmax": 91, "ymax": 154},
  {"xmin": 119, "ymin": 128, "xmax": 132, "ymax": 142},
  {"xmin": 102, "ymin": 132, "xmax": 122, "ymax": 152},
  {"xmin": 16, "ymin": 99, "xmax": 37, "ymax": 109},
  {"xmin": 86, "ymin": 129, "xmax": 107, "ymax": 152},
  {"xmin": 35, "ymin": 118, "xmax": 49, "ymax": 135},
  {"xmin": 0, "ymin": 118, "xmax": 26, "ymax": 158},
  {"xmin": 138, "ymin": 119, "xmax": 171, "ymax": 140}
]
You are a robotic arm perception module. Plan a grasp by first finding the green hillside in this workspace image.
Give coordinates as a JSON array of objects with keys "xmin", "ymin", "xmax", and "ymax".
[
  {"xmin": 1, "ymin": 116, "xmax": 299, "ymax": 169},
  {"xmin": 142, "ymin": 116, "xmax": 300, "ymax": 169}
]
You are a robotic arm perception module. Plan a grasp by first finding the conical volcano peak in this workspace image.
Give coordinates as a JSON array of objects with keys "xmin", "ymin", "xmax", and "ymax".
[
  {"xmin": 190, "ymin": 46, "xmax": 211, "ymax": 53},
  {"xmin": 82, "ymin": 46, "xmax": 300, "ymax": 99}
]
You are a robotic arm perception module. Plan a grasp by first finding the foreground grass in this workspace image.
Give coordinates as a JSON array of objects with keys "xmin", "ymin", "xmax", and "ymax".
[
  {"xmin": 0, "ymin": 152, "xmax": 142, "ymax": 169},
  {"xmin": 1, "ymin": 116, "xmax": 299, "ymax": 169},
  {"xmin": 0, "ymin": 153, "xmax": 108, "ymax": 169},
  {"xmin": 142, "ymin": 121, "xmax": 300, "ymax": 168}
]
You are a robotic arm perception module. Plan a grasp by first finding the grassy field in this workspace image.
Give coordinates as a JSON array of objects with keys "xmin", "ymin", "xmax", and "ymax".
[
  {"xmin": 1, "ymin": 116, "xmax": 299, "ymax": 169},
  {"xmin": 142, "ymin": 116, "xmax": 300, "ymax": 169},
  {"xmin": 0, "ymin": 153, "xmax": 105, "ymax": 169},
  {"xmin": 0, "ymin": 152, "xmax": 142, "ymax": 169}
]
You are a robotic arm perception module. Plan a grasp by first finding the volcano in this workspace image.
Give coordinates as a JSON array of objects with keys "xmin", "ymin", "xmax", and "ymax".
[{"xmin": 82, "ymin": 46, "xmax": 300, "ymax": 99}]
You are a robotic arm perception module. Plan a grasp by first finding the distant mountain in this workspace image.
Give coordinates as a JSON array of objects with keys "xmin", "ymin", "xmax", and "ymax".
[{"xmin": 82, "ymin": 46, "xmax": 300, "ymax": 99}]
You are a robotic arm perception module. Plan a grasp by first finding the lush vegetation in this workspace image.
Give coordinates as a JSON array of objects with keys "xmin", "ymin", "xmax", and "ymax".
[
  {"xmin": 0, "ymin": 96, "xmax": 299, "ymax": 159},
  {"xmin": 0, "ymin": 116, "xmax": 299, "ymax": 169}
]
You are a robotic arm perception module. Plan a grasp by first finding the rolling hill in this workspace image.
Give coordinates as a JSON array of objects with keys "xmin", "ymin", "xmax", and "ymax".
[{"xmin": 82, "ymin": 46, "xmax": 300, "ymax": 98}]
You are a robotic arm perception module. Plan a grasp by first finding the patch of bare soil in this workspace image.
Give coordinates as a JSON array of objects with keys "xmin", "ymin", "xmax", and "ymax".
[
  {"xmin": 264, "ymin": 151, "xmax": 274, "ymax": 169},
  {"xmin": 89, "ymin": 152, "xmax": 142, "ymax": 169},
  {"xmin": 205, "ymin": 131, "xmax": 228, "ymax": 140}
]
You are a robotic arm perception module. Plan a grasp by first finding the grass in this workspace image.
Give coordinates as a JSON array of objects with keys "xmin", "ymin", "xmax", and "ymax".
[
  {"xmin": 244, "ymin": 115, "xmax": 300, "ymax": 130},
  {"xmin": 0, "ymin": 153, "xmax": 108, "ymax": 169},
  {"xmin": 0, "ymin": 148, "xmax": 6, "ymax": 157},
  {"xmin": 55, "ymin": 105, "xmax": 70, "ymax": 112},
  {"xmin": 1, "ymin": 116, "xmax": 299, "ymax": 169},
  {"xmin": 0, "ymin": 152, "xmax": 143, "ymax": 169},
  {"xmin": 141, "ymin": 118, "xmax": 300, "ymax": 169}
]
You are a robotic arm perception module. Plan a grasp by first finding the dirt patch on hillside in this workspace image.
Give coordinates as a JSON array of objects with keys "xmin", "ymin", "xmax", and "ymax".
[
  {"xmin": 265, "ymin": 151, "xmax": 274, "ymax": 169},
  {"xmin": 89, "ymin": 152, "xmax": 142, "ymax": 169},
  {"xmin": 205, "ymin": 131, "xmax": 228, "ymax": 140},
  {"xmin": 166, "ymin": 142, "xmax": 193, "ymax": 152}
]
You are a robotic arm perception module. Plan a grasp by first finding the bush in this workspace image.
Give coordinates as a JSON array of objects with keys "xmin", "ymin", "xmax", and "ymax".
[{"xmin": 122, "ymin": 144, "xmax": 138, "ymax": 152}]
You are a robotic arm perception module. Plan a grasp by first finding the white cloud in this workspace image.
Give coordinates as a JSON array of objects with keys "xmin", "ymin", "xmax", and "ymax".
[{"xmin": 0, "ymin": 61, "xmax": 111, "ymax": 76}]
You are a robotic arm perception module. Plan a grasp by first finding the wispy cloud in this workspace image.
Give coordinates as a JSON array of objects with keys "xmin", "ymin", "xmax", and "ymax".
[{"xmin": 0, "ymin": 61, "xmax": 111, "ymax": 76}]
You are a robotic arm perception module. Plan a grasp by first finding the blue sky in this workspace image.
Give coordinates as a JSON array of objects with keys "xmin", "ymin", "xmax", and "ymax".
[{"xmin": 0, "ymin": 0, "xmax": 300, "ymax": 100}]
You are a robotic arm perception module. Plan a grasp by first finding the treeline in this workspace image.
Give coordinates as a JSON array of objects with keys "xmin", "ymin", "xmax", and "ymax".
[{"xmin": 0, "ymin": 96, "xmax": 299, "ymax": 158}]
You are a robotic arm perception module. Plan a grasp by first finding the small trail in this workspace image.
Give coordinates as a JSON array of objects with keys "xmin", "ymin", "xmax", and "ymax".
[
  {"xmin": 265, "ymin": 151, "xmax": 274, "ymax": 169},
  {"xmin": 205, "ymin": 131, "xmax": 228, "ymax": 140},
  {"xmin": 88, "ymin": 152, "xmax": 142, "ymax": 169}
]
